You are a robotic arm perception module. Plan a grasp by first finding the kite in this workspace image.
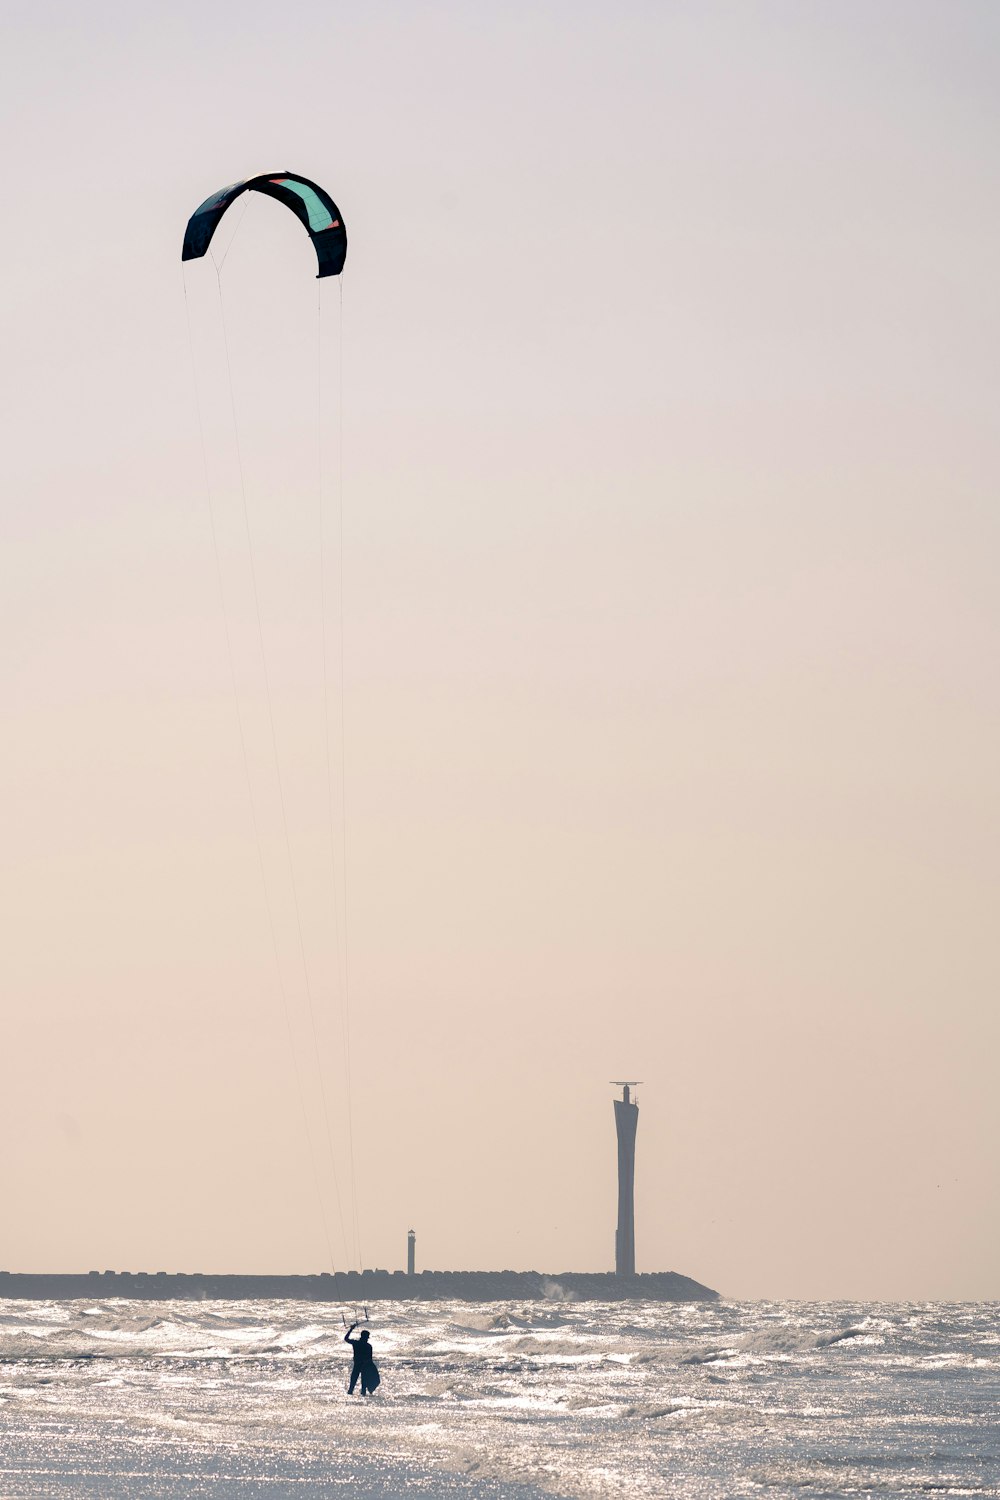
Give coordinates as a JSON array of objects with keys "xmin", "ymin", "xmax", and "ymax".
[{"xmin": 182, "ymin": 172, "xmax": 347, "ymax": 278}]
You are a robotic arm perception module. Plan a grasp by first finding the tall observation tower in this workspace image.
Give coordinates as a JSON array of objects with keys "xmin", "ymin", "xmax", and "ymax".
[{"xmin": 612, "ymin": 1082, "xmax": 641, "ymax": 1275}]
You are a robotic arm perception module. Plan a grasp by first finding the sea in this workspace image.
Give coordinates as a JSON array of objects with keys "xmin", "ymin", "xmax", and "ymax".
[{"xmin": 1, "ymin": 1298, "xmax": 997, "ymax": 1498}]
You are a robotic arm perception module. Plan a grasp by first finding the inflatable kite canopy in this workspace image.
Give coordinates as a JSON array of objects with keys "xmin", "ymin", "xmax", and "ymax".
[{"xmin": 182, "ymin": 172, "xmax": 347, "ymax": 278}]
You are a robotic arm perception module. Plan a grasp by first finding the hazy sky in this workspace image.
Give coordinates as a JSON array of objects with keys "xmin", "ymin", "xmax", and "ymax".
[{"xmin": 2, "ymin": 1, "xmax": 998, "ymax": 1300}]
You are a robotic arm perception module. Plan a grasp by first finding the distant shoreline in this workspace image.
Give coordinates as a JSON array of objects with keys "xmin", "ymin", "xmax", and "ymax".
[{"xmin": 0, "ymin": 1269, "xmax": 718, "ymax": 1302}]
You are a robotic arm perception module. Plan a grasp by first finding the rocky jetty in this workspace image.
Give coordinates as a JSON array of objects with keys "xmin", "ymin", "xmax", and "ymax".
[{"xmin": 0, "ymin": 1269, "xmax": 718, "ymax": 1302}]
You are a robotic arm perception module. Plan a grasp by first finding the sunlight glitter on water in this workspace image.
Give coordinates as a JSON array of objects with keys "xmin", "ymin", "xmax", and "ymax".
[{"xmin": 0, "ymin": 1299, "xmax": 998, "ymax": 1497}]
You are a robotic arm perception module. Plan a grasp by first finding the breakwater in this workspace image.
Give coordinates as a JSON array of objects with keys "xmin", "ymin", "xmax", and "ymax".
[{"xmin": 0, "ymin": 1269, "xmax": 717, "ymax": 1302}]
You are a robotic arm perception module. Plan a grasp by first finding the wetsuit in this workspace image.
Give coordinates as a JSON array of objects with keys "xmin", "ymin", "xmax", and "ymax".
[{"xmin": 344, "ymin": 1327, "xmax": 379, "ymax": 1395}]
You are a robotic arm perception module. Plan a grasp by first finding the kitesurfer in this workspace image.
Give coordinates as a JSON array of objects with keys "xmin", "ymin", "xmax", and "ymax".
[{"xmin": 344, "ymin": 1323, "xmax": 380, "ymax": 1395}]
